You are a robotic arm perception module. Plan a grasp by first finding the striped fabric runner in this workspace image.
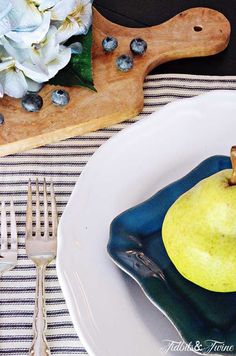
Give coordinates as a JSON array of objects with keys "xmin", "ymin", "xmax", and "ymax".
[{"xmin": 0, "ymin": 73, "xmax": 235, "ymax": 355}]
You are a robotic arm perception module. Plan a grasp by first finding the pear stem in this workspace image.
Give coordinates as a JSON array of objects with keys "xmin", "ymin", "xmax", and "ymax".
[{"xmin": 230, "ymin": 146, "xmax": 236, "ymax": 185}]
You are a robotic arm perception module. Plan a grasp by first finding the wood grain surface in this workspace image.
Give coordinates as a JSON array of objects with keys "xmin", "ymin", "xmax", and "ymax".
[
  {"xmin": 0, "ymin": 7, "xmax": 230, "ymax": 156},
  {"xmin": 93, "ymin": 0, "xmax": 236, "ymax": 76}
]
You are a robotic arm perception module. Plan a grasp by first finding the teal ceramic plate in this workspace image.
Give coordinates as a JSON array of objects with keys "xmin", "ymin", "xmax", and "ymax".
[{"xmin": 108, "ymin": 155, "xmax": 236, "ymax": 355}]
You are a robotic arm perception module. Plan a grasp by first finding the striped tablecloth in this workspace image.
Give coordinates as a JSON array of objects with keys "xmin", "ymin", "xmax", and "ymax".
[{"xmin": 0, "ymin": 73, "xmax": 235, "ymax": 355}]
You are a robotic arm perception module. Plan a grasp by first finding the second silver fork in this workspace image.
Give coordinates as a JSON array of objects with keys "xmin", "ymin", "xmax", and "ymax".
[
  {"xmin": 0, "ymin": 201, "xmax": 17, "ymax": 275},
  {"xmin": 26, "ymin": 179, "xmax": 58, "ymax": 356}
]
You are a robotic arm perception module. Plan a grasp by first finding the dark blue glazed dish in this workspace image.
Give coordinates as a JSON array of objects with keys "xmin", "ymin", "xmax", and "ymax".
[{"xmin": 108, "ymin": 155, "xmax": 236, "ymax": 354}]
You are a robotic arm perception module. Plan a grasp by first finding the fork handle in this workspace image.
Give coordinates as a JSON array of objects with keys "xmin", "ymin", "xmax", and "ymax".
[{"xmin": 29, "ymin": 265, "xmax": 51, "ymax": 356}]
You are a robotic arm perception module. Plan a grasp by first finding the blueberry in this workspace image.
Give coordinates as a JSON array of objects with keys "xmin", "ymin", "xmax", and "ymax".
[
  {"xmin": 21, "ymin": 93, "xmax": 43, "ymax": 112},
  {"xmin": 51, "ymin": 89, "xmax": 70, "ymax": 107},
  {"xmin": 0, "ymin": 114, "xmax": 4, "ymax": 125},
  {"xmin": 69, "ymin": 42, "xmax": 83, "ymax": 55},
  {"xmin": 102, "ymin": 36, "xmax": 118, "ymax": 53},
  {"xmin": 116, "ymin": 54, "xmax": 133, "ymax": 72},
  {"xmin": 130, "ymin": 38, "xmax": 147, "ymax": 55}
]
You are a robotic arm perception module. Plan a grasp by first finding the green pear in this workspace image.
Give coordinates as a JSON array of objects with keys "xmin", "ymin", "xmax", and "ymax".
[{"xmin": 162, "ymin": 147, "xmax": 236, "ymax": 293}]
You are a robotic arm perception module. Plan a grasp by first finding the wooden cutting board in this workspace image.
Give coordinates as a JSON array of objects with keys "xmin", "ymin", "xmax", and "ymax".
[{"xmin": 0, "ymin": 7, "xmax": 230, "ymax": 156}]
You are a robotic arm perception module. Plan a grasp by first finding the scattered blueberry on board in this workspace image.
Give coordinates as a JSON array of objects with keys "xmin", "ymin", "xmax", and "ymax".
[
  {"xmin": 102, "ymin": 36, "xmax": 118, "ymax": 53},
  {"xmin": 69, "ymin": 42, "xmax": 83, "ymax": 55},
  {"xmin": 21, "ymin": 93, "xmax": 43, "ymax": 112},
  {"xmin": 130, "ymin": 38, "xmax": 147, "ymax": 55},
  {"xmin": 51, "ymin": 89, "xmax": 70, "ymax": 107},
  {"xmin": 0, "ymin": 114, "xmax": 4, "ymax": 125},
  {"xmin": 116, "ymin": 55, "xmax": 134, "ymax": 72}
]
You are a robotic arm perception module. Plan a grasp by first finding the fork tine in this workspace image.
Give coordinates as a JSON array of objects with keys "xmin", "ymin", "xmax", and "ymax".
[
  {"xmin": 26, "ymin": 179, "xmax": 33, "ymax": 239},
  {"xmin": 51, "ymin": 181, "xmax": 58, "ymax": 239},
  {"xmin": 10, "ymin": 200, "xmax": 17, "ymax": 251},
  {"xmin": 1, "ymin": 201, "xmax": 7, "ymax": 252},
  {"xmin": 35, "ymin": 178, "xmax": 41, "ymax": 239},
  {"xmin": 43, "ymin": 179, "xmax": 49, "ymax": 239}
]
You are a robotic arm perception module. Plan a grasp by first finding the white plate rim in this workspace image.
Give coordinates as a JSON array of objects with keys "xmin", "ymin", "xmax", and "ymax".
[{"xmin": 57, "ymin": 90, "xmax": 236, "ymax": 356}]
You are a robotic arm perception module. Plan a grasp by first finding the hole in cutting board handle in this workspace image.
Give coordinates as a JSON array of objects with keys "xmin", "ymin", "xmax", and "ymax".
[{"xmin": 194, "ymin": 25, "xmax": 203, "ymax": 32}]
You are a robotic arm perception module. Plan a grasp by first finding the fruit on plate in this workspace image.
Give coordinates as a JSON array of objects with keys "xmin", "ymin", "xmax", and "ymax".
[{"xmin": 162, "ymin": 146, "xmax": 236, "ymax": 293}]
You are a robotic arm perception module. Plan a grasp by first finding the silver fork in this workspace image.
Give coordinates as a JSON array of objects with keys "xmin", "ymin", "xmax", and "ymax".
[
  {"xmin": 26, "ymin": 179, "xmax": 58, "ymax": 356},
  {"xmin": 0, "ymin": 201, "xmax": 17, "ymax": 275}
]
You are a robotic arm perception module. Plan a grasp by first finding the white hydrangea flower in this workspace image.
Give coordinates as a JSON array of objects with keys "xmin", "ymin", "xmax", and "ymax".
[
  {"xmin": 34, "ymin": 0, "xmax": 60, "ymax": 11},
  {"xmin": 56, "ymin": 0, "xmax": 92, "ymax": 43},
  {"xmin": 0, "ymin": 0, "xmax": 93, "ymax": 98},
  {"xmin": 0, "ymin": 46, "xmax": 30, "ymax": 98},
  {"xmin": 37, "ymin": 0, "xmax": 92, "ymax": 43},
  {"xmin": 0, "ymin": 2, "xmax": 17, "ymax": 37},
  {"xmin": 6, "ymin": 12, "xmax": 51, "ymax": 47},
  {"xmin": 0, "ymin": 0, "xmax": 43, "ymax": 36},
  {"xmin": 17, "ymin": 26, "xmax": 71, "ymax": 81},
  {"xmin": 0, "ymin": 29, "xmax": 71, "ymax": 98}
]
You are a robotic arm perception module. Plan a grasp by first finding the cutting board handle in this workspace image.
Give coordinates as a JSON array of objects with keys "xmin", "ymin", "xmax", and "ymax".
[{"xmin": 94, "ymin": 7, "xmax": 231, "ymax": 78}]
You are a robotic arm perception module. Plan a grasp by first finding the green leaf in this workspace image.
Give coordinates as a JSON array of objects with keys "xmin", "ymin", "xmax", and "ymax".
[{"xmin": 49, "ymin": 27, "xmax": 96, "ymax": 91}]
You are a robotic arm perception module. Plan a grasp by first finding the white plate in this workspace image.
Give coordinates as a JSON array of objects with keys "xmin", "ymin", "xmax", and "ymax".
[{"xmin": 57, "ymin": 90, "xmax": 236, "ymax": 356}]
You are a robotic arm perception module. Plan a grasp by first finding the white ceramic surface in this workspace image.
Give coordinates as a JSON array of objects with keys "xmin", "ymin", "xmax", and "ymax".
[{"xmin": 57, "ymin": 91, "xmax": 236, "ymax": 356}]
